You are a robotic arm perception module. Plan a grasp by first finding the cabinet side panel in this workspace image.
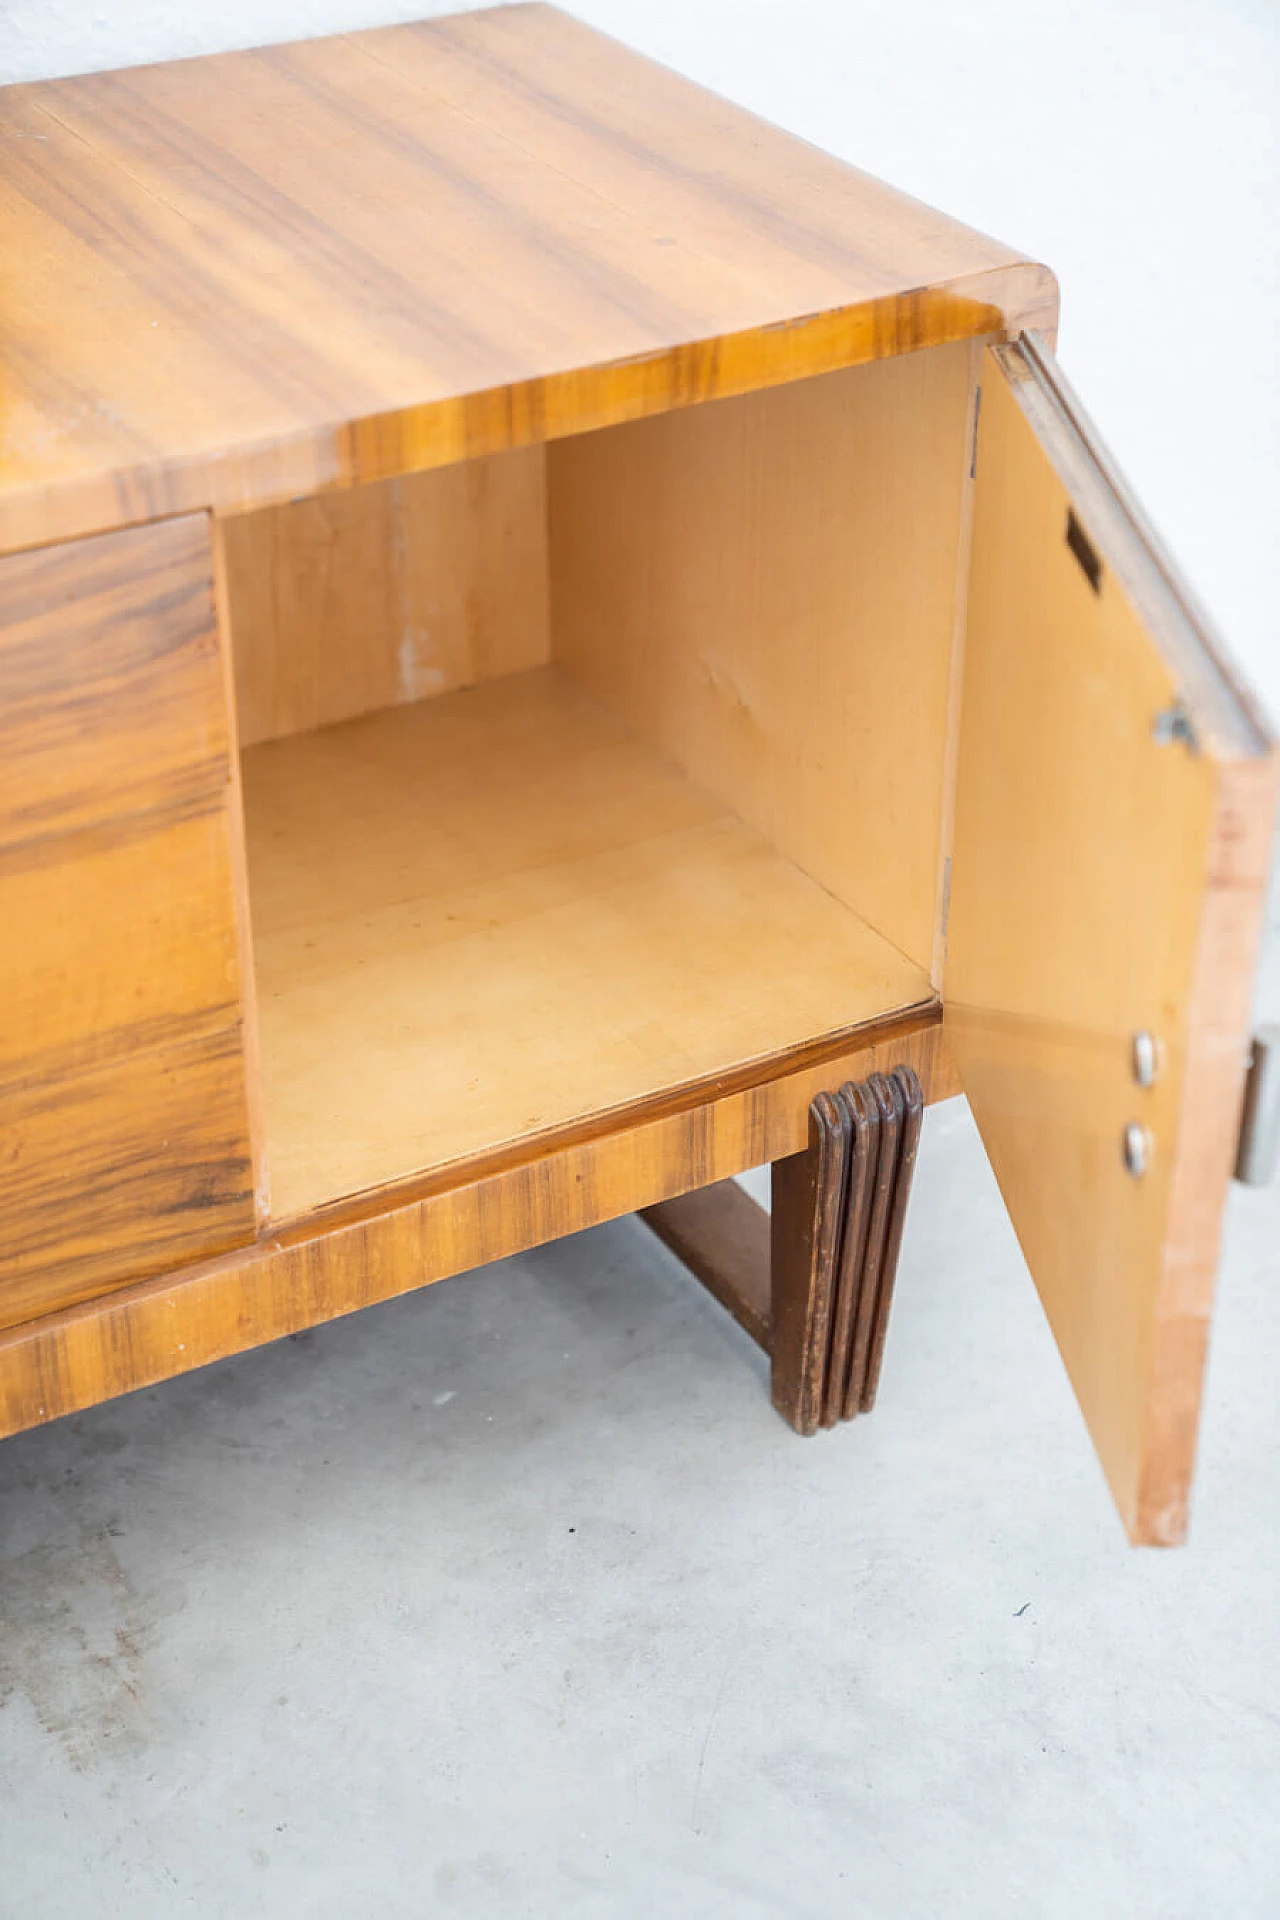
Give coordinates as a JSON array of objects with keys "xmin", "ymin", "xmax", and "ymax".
[
  {"xmin": 0, "ymin": 1026, "xmax": 255, "ymax": 1332},
  {"xmin": 0, "ymin": 516, "xmax": 257, "ymax": 1326},
  {"xmin": 0, "ymin": 516, "xmax": 230, "ymax": 839},
  {"xmin": 223, "ymin": 444, "xmax": 551, "ymax": 747},
  {"xmin": 546, "ymin": 342, "xmax": 974, "ymax": 974}
]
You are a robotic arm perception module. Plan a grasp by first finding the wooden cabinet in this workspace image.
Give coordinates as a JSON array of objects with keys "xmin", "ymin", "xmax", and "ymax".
[{"xmin": 0, "ymin": 6, "xmax": 1273, "ymax": 1544}]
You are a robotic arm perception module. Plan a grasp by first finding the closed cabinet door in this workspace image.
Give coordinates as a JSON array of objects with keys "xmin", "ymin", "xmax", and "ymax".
[
  {"xmin": 946, "ymin": 335, "xmax": 1277, "ymax": 1544},
  {"xmin": 0, "ymin": 514, "xmax": 261, "ymax": 1330}
]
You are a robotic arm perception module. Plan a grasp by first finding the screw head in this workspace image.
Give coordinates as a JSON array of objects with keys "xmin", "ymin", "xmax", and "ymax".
[
  {"xmin": 1132, "ymin": 1032, "xmax": 1162, "ymax": 1087},
  {"xmin": 1123, "ymin": 1123, "xmax": 1152, "ymax": 1178}
]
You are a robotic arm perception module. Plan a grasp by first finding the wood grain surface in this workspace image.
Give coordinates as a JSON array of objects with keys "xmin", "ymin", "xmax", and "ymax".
[
  {"xmin": 946, "ymin": 338, "xmax": 1278, "ymax": 1545},
  {"xmin": 821, "ymin": 1081, "xmax": 878, "ymax": 1426},
  {"xmin": 0, "ymin": 1009, "xmax": 958, "ymax": 1439},
  {"xmin": 857, "ymin": 1068, "xmax": 925, "ymax": 1414},
  {"xmin": 223, "ymin": 444, "xmax": 550, "ymax": 746},
  {"xmin": 639, "ymin": 1180, "xmax": 772, "ymax": 1351},
  {"xmin": 0, "ymin": 5, "xmax": 1054, "ymax": 554},
  {"xmin": 770, "ymin": 1094, "xmax": 851, "ymax": 1435},
  {"xmin": 241, "ymin": 667, "xmax": 933, "ymax": 1218},
  {"xmin": 0, "ymin": 517, "xmax": 259, "ymax": 1328},
  {"xmin": 550, "ymin": 341, "xmax": 977, "ymax": 976}
]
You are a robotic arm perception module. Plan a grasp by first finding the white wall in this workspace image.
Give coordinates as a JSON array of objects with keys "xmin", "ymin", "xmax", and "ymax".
[{"xmin": 3, "ymin": 0, "xmax": 1277, "ymax": 728}]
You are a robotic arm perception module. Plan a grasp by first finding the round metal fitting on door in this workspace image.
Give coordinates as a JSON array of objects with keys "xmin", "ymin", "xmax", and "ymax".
[
  {"xmin": 1131, "ymin": 1031, "xmax": 1162, "ymax": 1088},
  {"xmin": 1122, "ymin": 1123, "xmax": 1152, "ymax": 1178}
]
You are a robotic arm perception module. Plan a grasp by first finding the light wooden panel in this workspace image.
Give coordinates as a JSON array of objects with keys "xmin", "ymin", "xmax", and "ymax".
[
  {"xmin": 0, "ymin": 7, "xmax": 1054, "ymax": 553},
  {"xmin": 946, "ymin": 340, "xmax": 1278, "ymax": 1545},
  {"xmin": 0, "ymin": 1009, "xmax": 958, "ymax": 1439},
  {"xmin": 241, "ymin": 668, "xmax": 933, "ymax": 1220},
  {"xmin": 549, "ymin": 341, "xmax": 976, "ymax": 975},
  {"xmin": 0, "ymin": 517, "xmax": 259, "ymax": 1326},
  {"xmin": 223, "ymin": 444, "xmax": 550, "ymax": 747}
]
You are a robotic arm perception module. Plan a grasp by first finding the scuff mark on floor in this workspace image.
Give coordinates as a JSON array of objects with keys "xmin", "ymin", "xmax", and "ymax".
[{"xmin": 0, "ymin": 1526, "xmax": 150, "ymax": 1772}]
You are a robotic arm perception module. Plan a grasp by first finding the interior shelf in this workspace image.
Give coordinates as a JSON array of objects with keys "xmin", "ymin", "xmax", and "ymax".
[{"xmin": 241, "ymin": 667, "xmax": 933, "ymax": 1221}]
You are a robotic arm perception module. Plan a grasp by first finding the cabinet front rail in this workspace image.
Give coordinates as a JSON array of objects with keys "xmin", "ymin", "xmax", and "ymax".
[{"xmin": 0, "ymin": 1007, "xmax": 955, "ymax": 1440}]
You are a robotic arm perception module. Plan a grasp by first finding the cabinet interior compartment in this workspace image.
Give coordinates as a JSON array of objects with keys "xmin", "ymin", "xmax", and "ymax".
[{"xmin": 220, "ymin": 339, "xmax": 979, "ymax": 1222}]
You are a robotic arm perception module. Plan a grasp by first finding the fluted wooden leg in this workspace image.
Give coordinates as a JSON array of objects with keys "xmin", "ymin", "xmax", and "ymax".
[{"xmin": 640, "ymin": 1066, "xmax": 924, "ymax": 1432}]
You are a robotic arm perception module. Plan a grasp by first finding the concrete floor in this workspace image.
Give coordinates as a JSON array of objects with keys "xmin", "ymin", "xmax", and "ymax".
[{"xmin": 2, "ymin": 887, "xmax": 1277, "ymax": 1917}]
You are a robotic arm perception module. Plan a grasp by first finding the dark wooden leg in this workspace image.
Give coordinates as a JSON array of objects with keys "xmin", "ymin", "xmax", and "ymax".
[
  {"xmin": 769, "ymin": 1091, "xmax": 851, "ymax": 1433},
  {"xmin": 841, "ymin": 1072, "xmax": 904, "ymax": 1418},
  {"xmin": 638, "ymin": 1177, "xmax": 771, "ymax": 1350},
  {"xmin": 821, "ymin": 1079, "xmax": 879, "ymax": 1427},
  {"xmin": 858, "ymin": 1068, "xmax": 924, "ymax": 1412},
  {"xmin": 639, "ymin": 1066, "xmax": 925, "ymax": 1433}
]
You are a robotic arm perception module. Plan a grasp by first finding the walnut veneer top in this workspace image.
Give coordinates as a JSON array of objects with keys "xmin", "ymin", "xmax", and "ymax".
[{"xmin": 0, "ymin": 3, "xmax": 1054, "ymax": 552}]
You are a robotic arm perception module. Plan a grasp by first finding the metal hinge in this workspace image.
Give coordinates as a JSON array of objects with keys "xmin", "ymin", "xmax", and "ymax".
[
  {"xmin": 969, "ymin": 386, "xmax": 982, "ymax": 480},
  {"xmin": 1152, "ymin": 700, "xmax": 1201, "ymax": 754},
  {"xmin": 1235, "ymin": 1027, "xmax": 1280, "ymax": 1186}
]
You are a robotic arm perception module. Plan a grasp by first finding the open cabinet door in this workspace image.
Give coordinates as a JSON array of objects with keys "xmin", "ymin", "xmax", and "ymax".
[{"xmin": 946, "ymin": 335, "xmax": 1277, "ymax": 1545}]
